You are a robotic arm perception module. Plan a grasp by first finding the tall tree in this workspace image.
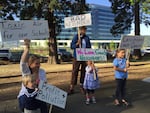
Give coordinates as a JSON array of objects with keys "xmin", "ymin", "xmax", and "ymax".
[
  {"xmin": 0, "ymin": 0, "xmax": 88, "ymax": 64},
  {"xmin": 109, "ymin": 0, "xmax": 133, "ymax": 36},
  {"xmin": 141, "ymin": 0, "xmax": 150, "ymax": 25},
  {"xmin": 109, "ymin": 0, "xmax": 150, "ymax": 59},
  {"xmin": 133, "ymin": 0, "xmax": 141, "ymax": 59}
]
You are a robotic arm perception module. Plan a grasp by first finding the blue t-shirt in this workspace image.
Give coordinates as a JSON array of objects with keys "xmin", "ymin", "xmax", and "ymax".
[{"xmin": 113, "ymin": 58, "xmax": 128, "ymax": 79}]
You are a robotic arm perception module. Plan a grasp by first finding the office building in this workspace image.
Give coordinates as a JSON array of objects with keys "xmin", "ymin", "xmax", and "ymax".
[{"xmin": 56, "ymin": 4, "xmax": 130, "ymax": 49}]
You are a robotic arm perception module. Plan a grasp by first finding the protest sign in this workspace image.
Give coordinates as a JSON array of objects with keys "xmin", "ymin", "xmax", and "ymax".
[
  {"xmin": 36, "ymin": 81, "xmax": 67, "ymax": 109},
  {"xmin": 64, "ymin": 13, "xmax": 92, "ymax": 28},
  {"xmin": 0, "ymin": 20, "xmax": 49, "ymax": 42},
  {"xmin": 76, "ymin": 48, "xmax": 107, "ymax": 61},
  {"xmin": 119, "ymin": 36, "xmax": 144, "ymax": 49}
]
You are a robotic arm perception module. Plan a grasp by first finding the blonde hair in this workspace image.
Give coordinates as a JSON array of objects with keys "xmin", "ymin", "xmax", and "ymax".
[
  {"xmin": 22, "ymin": 74, "xmax": 36, "ymax": 87},
  {"xmin": 28, "ymin": 55, "xmax": 40, "ymax": 66}
]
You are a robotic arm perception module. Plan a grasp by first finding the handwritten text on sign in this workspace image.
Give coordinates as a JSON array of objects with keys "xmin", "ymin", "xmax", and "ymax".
[
  {"xmin": 0, "ymin": 20, "xmax": 49, "ymax": 42},
  {"xmin": 36, "ymin": 81, "xmax": 67, "ymax": 109},
  {"xmin": 76, "ymin": 48, "xmax": 107, "ymax": 61},
  {"xmin": 119, "ymin": 36, "xmax": 144, "ymax": 49},
  {"xmin": 64, "ymin": 13, "xmax": 92, "ymax": 28}
]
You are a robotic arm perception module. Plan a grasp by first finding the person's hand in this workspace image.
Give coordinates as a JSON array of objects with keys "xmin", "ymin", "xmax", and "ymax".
[
  {"xmin": 24, "ymin": 39, "xmax": 30, "ymax": 48},
  {"xmin": 76, "ymin": 39, "xmax": 81, "ymax": 46},
  {"xmin": 126, "ymin": 60, "xmax": 130, "ymax": 68},
  {"xmin": 124, "ymin": 68, "xmax": 128, "ymax": 72},
  {"xmin": 91, "ymin": 63, "xmax": 95, "ymax": 70}
]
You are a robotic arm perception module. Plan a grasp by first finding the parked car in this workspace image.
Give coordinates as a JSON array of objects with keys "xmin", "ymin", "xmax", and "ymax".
[
  {"xmin": 10, "ymin": 52, "xmax": 48, "ymax": 63},
  {"xmin": 143, "ymin": 47, "xmax": 150, "ymax": 54},
  {"xmin": 130, "ymin": 49, "xmax": 145, "ymax": 57},
  {"xmin": 9, "ymin": 51, "xmax": 22, "ymax": 62},
  {"xmin": 57, "ymin": 48, "xmax": 72, "ymax": 62},
  {"xmin": 0, "ymin": 49, "xmax": 11, "ymax": 60}
]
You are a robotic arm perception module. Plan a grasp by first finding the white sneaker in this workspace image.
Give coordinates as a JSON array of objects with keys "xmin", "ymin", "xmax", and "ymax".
[
  {"xmin": 92, "ymin": 97, "xmax": 96, "ymax": 104},
  {"xmin": 85, "ymin": 98, "xmax": 90, "ymax": 105}
]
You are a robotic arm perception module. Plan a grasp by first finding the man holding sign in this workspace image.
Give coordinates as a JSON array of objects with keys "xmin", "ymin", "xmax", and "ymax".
[{"xmin": 68, "ymin": 26, "xmax": 91, "ymax": 95}]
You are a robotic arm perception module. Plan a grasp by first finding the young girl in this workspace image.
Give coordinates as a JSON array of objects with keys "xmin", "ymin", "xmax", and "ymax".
[
  {"xmin": 19, "ymin": 74, "xmax": 41, "ymax": 113},
  {"xmin": 113, "ymin": 49, "xmax": 130, "ymax": 106},
  {"xmin": 83, "ymin": 61, "xmax": 100, "ymax": 105}
]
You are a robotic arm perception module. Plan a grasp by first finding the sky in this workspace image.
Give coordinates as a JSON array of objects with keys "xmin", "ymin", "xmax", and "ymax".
[
  {"xmin": 86, "ymin": 0, "xmax": 150, "ymax": 35},
  {"xmin": 86, "ymin": 0, "xmax": 111, "ymax": 6}
]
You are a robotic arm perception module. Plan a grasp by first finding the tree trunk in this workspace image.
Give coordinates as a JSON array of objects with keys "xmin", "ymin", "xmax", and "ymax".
[
  {"xmin": 47, "ymin": 11, "xmax": 59, "ymax": 64},
  {"xmin": 133, "ymin": 1, "xmax": 141, "ymax": 60}
]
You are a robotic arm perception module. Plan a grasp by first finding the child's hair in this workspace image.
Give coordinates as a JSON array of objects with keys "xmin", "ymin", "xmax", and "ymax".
[
  {"xmin": 87, "ymin": 60, "xmax": 92, "ymax": 65},
  {"xmin": 22, "ymin": 74, "xmax": 36, "ymax": 87},
  {"xmin": 115, "ymin": 49, "xmax": 125, "ymax": 56}
]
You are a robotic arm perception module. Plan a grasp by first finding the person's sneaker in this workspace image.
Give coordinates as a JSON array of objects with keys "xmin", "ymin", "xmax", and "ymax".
[
  {"xmin": 92, "ymin": 97, "xmax": 96, "ymax": 104},
  {"xmin": 85, "ymin": 98, "xmax": 90, "ymax": 105}
]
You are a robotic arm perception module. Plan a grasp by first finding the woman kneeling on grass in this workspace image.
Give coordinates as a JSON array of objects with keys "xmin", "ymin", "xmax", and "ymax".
[{"xmin": 18, "ymin": 39, "xmax": 48, "ymax": 113}]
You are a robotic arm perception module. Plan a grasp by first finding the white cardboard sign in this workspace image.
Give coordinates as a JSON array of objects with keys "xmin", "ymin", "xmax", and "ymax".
[
  {"xmin": 64, "ymin": 13, "xmax": 92, "ymax": 28},
  {"xmin": 36, "ymin": 81, "xmax": 67, "ymax": 109},
  {"xmin": 119, "ymin": 36, "xmax": 144, "ymax": 49},
  {"xmin": 0, "ymin": 20, "xmax": 49, "ymax": 42},
  {"xmin": 76, "ymin": 48, "xmax": 107, "ymax": 61}
]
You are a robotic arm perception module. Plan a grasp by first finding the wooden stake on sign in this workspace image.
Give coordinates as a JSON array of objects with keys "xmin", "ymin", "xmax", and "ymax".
[
  {"xmin": 93, "ymin": 62, "xmax": 97, "ymax": 80},
  {"xmin": 78, "ymin": 27, "xmax": 81, "ymax": 48},
  {"xmin": 126, "ymin": 49, "xmax": 131, "ymax": 61},
  {"xmin": 125, "ymin": 49, "xmax": 130, "ymax": 68},
  {"xmin": 49, "ymin": 105, "xmax": 53, "ymax": 113}
]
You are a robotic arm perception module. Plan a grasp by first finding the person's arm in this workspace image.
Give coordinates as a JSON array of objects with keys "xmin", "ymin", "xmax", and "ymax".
[
  {"xmin": 20, "ymin": 39, "xmax": 31, "ymax": 76},
  {"xmin": 85, "ymin": 36, "xmax": 91, "ymax": 48},
  {"xmin": 20, "ymin": 39, "xmax": 30, "ymax": 63},
  {"xmin": 39, "ymin": 69, "xmax": 47, "ymax": 83},
  {"xmin": 19, "ymin": 95, "xmax": 26, "ymax": 112},
  {"xmin": 126, "ymin": 60, "xmax": 130, "ymax": 68},
  {"xmin": 113, "ymin": 58, "xmax": 127, "ymax": 73},
  {"xmin": 93, "ymin": 65, "xmax": 98, "ymax": 72},
  {"xmin": 113, "ymin": 66, "xmax": 127, "ymax": 72},
  {"xmin": 71, "ymin": 35, "xmax": 80, "ymax": 49},
  {"xmin": 86, "ymin": 66, "xmax": 93, "ymax": 73}
]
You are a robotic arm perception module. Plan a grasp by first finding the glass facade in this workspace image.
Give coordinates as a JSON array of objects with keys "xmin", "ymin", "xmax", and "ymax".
[{"xmin": 56, "ymin": 4, "xmax": 130, "ymax": 41}]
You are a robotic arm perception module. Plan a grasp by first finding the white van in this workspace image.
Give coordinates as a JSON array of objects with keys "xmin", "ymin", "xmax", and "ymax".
[
  {"xmin": 0, "ymin": 49, "xmax": 11, "ymax": 60},
  {"xmin": 143, "ymin": 47, "xmax": 150, "ymax": 54}
]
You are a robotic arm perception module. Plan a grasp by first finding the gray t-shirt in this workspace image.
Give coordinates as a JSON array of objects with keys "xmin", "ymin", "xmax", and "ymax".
[{"xmin": 18, "ymin": 62, "xmax": 47, "ymax": 98}]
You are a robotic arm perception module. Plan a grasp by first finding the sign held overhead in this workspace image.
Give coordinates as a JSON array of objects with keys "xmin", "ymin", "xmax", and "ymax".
[
  {"xmin": 64, "ymin": 13, "xmax": 92, "ymax": 28},
  {"xmin": 0, "ymin": 20, "xmax": 49, "ymax": 42}
]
